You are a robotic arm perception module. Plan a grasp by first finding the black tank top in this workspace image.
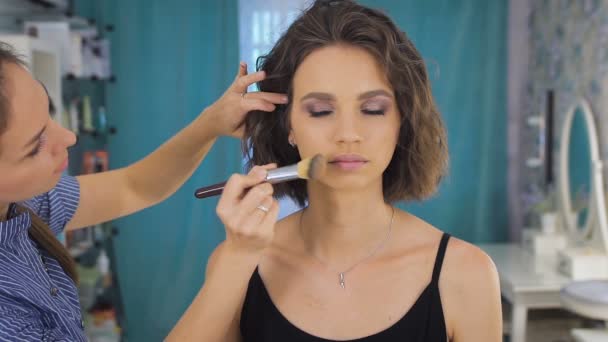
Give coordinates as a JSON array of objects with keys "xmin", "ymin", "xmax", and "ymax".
[{"xmin": 240, "ymin": 233, "xmax": 451, "ymax": 342}]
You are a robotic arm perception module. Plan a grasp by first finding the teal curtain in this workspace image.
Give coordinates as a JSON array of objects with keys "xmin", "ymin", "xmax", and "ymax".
[
  {"xmin": 361, "ymin": 0, "xmax": 509, "ymax": 243},
  {"xmin": 80, "ymin": 0, "xmax": 507, "ymax": 339},
  {"xmin": 89, "ymin": 1, "xmax": 240, "ymax": 340}
]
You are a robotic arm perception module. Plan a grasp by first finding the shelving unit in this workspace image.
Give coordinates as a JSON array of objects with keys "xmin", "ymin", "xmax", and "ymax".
[
  {"xmin": 0, "ymin": 33, "xmax": 63, "ymax": 116},
  {"xmin": 0, "ymin": 1, "xmax": 124, "ymax": 340}
]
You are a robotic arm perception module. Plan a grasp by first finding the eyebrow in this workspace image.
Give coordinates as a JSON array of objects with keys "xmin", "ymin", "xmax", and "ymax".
[
  {"xmin": 357, "ymin": 89, "xmax": 393, "ymax": 100},
  {"xmin": 300, "ymin": 92, "xmax": 335, "ymax": 102},
  {"xmin": 300, "ymin": 89, "xmax": 393, "ymax": 102}
]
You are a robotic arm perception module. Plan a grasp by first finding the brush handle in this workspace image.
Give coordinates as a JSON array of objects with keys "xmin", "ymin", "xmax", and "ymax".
[
  {"xmin": 266, "ymin": 164, "xmax": 299, "ymax": 183},
  {"xmin": 194, "ymin": 181, "xmax": 227, "ymax": 199},
  {"xmin": 194, "ymin": 164, "xmax": 301, "ymax": 199}
]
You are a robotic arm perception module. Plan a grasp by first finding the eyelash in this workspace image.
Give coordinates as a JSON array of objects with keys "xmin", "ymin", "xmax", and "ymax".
[
  {"xmin": 28, "ymin": 133, "xmax": 47, "ymax": 157},
  {"xmin": 362, "ymin": 109, "xmax": 385, "ymax": 115},
  {"xmin": 309, "ymin": 108, "xmax": 386, "ymax": 117},
  {"xmin": 310, "ymin": 110, "xmax": 333, "ymax": 117}
]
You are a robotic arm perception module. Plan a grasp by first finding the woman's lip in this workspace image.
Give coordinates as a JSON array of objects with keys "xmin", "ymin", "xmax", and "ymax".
[
  {"xmin": 329, "ymin": 154, "xmax": 368, "ymax": 163},
  {"xmin": 329, "ymin": 160, "xmax": 367, "ymax": 171}
]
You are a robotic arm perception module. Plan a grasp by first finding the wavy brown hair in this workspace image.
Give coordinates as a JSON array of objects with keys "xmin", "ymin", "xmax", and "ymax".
[
  {"xmin": 244, "ymin": 0, "xmax": 448, "ymax": 206},
  {"xmin": 0, "ymin": 42, "xmax": 77, "ymax": 283}
]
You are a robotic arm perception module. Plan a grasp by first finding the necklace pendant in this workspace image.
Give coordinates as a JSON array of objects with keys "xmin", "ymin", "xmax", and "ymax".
[{"xmin": 339, "ymin": 272, "xmax": 345, "ymax": 289}]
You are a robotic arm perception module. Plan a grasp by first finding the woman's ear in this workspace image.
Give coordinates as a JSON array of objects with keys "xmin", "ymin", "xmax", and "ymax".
[{"xmin": 288, "ymin": 131, "xmax": 296, "ymax": 148}]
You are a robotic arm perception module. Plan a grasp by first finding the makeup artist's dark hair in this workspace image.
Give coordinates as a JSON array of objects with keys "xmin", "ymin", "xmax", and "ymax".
[
  {"xmin": 243, "ymin": 0, "xmax": 448, "ymax": 206},
  {"xmin": 0, "ymin": 42, "xmax": 78, "ymax": 283}
]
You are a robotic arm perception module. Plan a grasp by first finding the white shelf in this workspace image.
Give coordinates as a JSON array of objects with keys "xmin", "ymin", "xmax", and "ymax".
[
  {"xmin": 0, "ymin": 0, "xmax": 69, "ymax": 14},
  {"xmin": 0, "ymin": 34, "xmax": 62, "ymax": 122},
  {"xmin": 68, "ymin": 241, "xmax": 93, "ymax": 258},
  {"xmin": 572, "ymin": 329, "xmax": 608, "ymax": 342}
]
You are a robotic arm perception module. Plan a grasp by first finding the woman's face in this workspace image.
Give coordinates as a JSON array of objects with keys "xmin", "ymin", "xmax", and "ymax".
[
  {"xmin": 289, "ymin": 44, "xmax": 400, "ymax": 192},
  {"xmin": 0, "ymin": 63, "xmax": 76, "ymax": 203}
]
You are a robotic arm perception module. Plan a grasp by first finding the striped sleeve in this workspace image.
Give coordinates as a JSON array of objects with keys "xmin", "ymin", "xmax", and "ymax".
[
  {"xmin": 20, "ymin": 175, "xmax": 81, "ymax": 236},
  {"xmin": 0, "ymin": 307, "xmax": 71, "ymax": 342}
]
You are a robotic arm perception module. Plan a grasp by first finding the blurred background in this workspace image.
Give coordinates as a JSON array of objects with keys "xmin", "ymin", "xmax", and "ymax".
[{"xmin": 2, "ymin": 0, "xmax": 608, "ymax": 341}]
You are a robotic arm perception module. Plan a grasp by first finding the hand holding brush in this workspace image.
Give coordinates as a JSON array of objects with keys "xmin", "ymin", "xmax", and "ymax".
[{"xmin": 194, "ymin": 154, "xmax": 326, "ymax": 199}]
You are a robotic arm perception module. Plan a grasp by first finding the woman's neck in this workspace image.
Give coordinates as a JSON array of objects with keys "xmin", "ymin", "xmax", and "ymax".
[{"xmin": 300, "ymin": 185, "xmax": 394, "ymax": 268}]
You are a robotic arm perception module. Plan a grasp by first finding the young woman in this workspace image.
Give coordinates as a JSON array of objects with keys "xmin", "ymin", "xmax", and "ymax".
[
  {"xmin": 169, "ymin": 1, "xmax": 502, "ymax": 341},
  {"xmin": 0, "ymin": 42, "xmax": 287, "ymax": 340}
]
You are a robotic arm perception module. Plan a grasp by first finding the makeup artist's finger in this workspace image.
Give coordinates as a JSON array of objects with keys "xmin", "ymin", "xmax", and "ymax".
[
  {"xmin": 259, "ymin": 198, "xmax": 280, "ymax": 232},
  {"xmin": 260, "ymin": 163, "xmax": 278, "ymax": 170},
  {"xmin": 218, "ymin": 163, "xmax": 276, "ymax": 209},
  {"xmin": 239, "ymin": 182, "xmax": 274, "ymax": 216},
  {"xmin": 234, "ymin": 71, "xmax": 266, "ymax": 93},
  {"xmin": 242, "ymin": 99, "xmax": 276, "ymax": 113},
  {"xmin": 219, "ymin": 168, "xmax": 267, "ymax": 207},
  {"xmin": 235, "ymin": 163, "xmax": 278, "ymax": 201},
  {"xmin": 235, "ymin": 61, "xmax": 248, "ymax": 80},
  {"xmin": 231, "ymin": 196, "xmax": 276, "ymax": 250},
  {"xmin": 241, "ymin": 92, "xmax": 289, "ymax": 105},
  {"xmin": 228, "ymin": 182, "xmax": 272, "ymax": 234},
  {"xmin": 239, "ymin": 196, "xmax": 274, "ymax": 232}
]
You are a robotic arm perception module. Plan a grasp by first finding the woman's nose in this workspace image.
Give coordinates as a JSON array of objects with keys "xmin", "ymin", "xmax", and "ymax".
[
  {"xmin": 58, "ymin": 122, "xmax": 77, "ymax": 148},
  {"xmin": 51, "ymin": 122, "xmax": 77, "ymax": 155},
  {"xmin": 333, "ymin": 113, "xmax": 362, "ymax": 144}
]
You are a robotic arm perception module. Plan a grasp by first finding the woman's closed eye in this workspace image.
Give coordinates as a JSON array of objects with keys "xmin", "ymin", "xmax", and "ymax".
[
  {"xmin": 306, "ymin": 103, "xmax": 334, "ymax": 117},
  {"xmin": 27, "ymin": 133, "xmax": 47, "ymax": 157},
  {"xmin": 304, "ymin": 99, "xmax": 391, "ymax": 117},
  {"xmin": 361, "ymin": 100, "xmax": 390, "ymax": 116},
  {"xmin": 362, "ymin": 107, "xmax": 385, "ymax": 115}
]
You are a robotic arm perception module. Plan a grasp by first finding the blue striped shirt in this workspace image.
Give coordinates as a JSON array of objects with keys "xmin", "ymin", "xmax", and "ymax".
[{"xmin": 0, "ymin": 175, "xmax": 85, "ymax": 341}]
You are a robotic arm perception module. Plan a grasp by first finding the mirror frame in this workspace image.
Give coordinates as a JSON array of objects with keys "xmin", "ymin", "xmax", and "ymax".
[{"xmin": 559, "ymin": 98, "xmax": 608, "ymax": 251}]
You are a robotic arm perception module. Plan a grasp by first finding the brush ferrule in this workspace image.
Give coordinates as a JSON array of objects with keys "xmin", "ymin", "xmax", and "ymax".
[{"xmin": 266, "ymin": 164, "xmax": 299, "ymax": 184}]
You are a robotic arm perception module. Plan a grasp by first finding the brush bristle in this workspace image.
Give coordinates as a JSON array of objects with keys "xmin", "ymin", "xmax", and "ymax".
[{"xmin": 297, "ymin": 154, "xmax": 326, "ymax": 180}]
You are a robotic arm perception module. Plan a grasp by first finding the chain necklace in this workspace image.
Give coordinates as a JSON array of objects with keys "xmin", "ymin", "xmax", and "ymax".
[{"xmin": 299, "ymin": 206, "xmax": 395, "ymax": 289}]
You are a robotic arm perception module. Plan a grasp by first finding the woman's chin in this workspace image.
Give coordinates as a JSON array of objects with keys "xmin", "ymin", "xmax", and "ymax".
[{"xmin": 312, "ymin": 177, "xmax": 379, "ymax": 194}]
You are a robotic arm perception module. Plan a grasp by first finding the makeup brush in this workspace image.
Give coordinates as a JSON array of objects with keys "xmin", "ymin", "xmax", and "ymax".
[{"xmin": 194, "ymin": 154, "xmax": 326, "ymax": 199}]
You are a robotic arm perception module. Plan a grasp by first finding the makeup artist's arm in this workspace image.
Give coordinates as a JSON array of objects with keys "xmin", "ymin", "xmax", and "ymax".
[
  {"xmin": 65, "ymin": 64, "xmax": 287, "ymax": 231},
  {"xmin": 167, "ymin": 165, "xmax": 279, "ymax": 342}
]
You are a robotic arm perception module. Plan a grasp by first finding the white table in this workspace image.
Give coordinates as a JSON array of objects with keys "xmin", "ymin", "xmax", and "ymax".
[
  {"xmin": 478, "ymin": 243, "xmax": 572, "ymax": 342},
  {"xmin": 572, "ymin": 329, "xmax": 608, "ymax": 342}
]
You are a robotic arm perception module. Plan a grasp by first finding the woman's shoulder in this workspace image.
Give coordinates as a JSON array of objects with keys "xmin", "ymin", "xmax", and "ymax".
[
  {"xmin": 398, "ymin": 211, "xmax": 496, "ymax": 271},
  {"xmin": 402, "ymin": 214, "xmax": 501, "ymax": 337},
  {"xmin": 417, "ymin": 226, "xmax": 497, "ymax": 283},
  {"xmin": 442, "ymin": 236, "xmax": 498, "ymax": 284},
  {"xmin": 393, "ymin": 210, "xmax": 498, "ymax": 290},
  {"xmin": 434, "ymin": 229, "xmax": 501, "ymax": 333}
]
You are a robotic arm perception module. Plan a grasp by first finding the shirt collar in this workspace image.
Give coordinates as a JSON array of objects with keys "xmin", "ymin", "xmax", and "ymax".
[{"xmin": 0, "ymin": 204, "xmax": 31, "ymax": 244}]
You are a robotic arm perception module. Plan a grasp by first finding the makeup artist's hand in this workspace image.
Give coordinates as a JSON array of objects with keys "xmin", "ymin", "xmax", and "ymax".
[
  {"xmin": 204, "ymin": 62, "xmax": 288, "ymax": 138},
  {"xmin": 216, "ymin": 164, "xmax": 280, "ymax": 254}
]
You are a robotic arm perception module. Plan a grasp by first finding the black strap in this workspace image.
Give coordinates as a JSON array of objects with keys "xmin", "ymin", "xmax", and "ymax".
[{"xmin": 431, "ymin": 233, "xmax": 451, "ymax": 284}]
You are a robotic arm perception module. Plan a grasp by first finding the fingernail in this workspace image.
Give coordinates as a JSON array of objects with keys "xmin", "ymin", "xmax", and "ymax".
[
  {"xmin": 255, "ymin": 168, "xmax": 267, "ymax": 180},
  {"xmin": 282, "ymin": 96, "xmax": 289, "ymax": 103},
  {"xmin": 240, "ymin": 61, "xmax": 246, "ymax": 68}
]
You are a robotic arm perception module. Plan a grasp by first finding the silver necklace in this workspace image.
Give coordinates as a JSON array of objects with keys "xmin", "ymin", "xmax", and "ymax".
[{"xmin": 299, "ymin": 206, "xmax": 395, "ymax": 289}]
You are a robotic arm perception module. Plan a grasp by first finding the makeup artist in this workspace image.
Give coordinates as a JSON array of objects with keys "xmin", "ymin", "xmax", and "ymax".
[{"xmin": 0, "ymin": 41, "xmax": 287, "ymax": 341}]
